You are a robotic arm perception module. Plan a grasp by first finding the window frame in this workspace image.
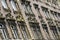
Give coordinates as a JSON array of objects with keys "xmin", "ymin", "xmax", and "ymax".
[{"xmin": 1, "ymin": 0, "xmax": 8, "ymax": 9}]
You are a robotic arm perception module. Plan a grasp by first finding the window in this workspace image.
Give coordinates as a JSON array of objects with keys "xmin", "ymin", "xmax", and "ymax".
[
  {"xmin": 33, "ymin": 4, "xmax": 42, "ymax": 17},
  {"xmin": 27, "ymin": 16, "xmax": 37, "ymax": 22},
  {"xmin": 58, "ymin": 27, "xmax": 60, "ymax": 34},
  {"xmin": 41, "ymin": 0, "xmax": 47, "ymax": 2},
  {"xmin": 33, "ymin": 0, "xmax": 40, "ymax": 2},
  {"xmin": 42, "ymin": 24, "xmax": 50, "ymax": 40},
  {"xmin": 16, "ymin": 14, "xmax": 24, "ymax": 21},
  {"xmin": 7, "ymin": 21, "xmax": 19, "ymax": 39},
  {"xmin": 57, "ymin": 22, "xmax": 60, "ymax": 27},
  {"xmin": 41, "ymin": 7, "xmax": 51, "ymax": 18},
  {"xmin": 30, "ymin": 23, "xmax": 43, "ymax": 39},
  {"xmin": 51, "ymin": 11, "xmax": 58, "ymax": 20},
  {"xmin": 20, "ymin": 26, "xmax": 29, "ymax": 40},
  {"xmin": 47, "ymin": 0, "xmax": 51, "ymax": 2},
  {"xmin": 50, "ymin": 26, "xmax": 59, "ymax": 40},
  {"xmin": 43, "ymin": 28, "xmax": 50, "ymax": 40},
  {"xmin": 58, "ymin": 27, "xmax": 60, "ymax": 40},
  {"xmin": 50, "ymin": 11, "xmax": 55, "ymax": 19},
  {"xmin": 1, "ymin": 0, "xmax": 8, "ymax": 9},
  {"xmin": 21, "ymin": 1, "xmax": 34, "ymax": 14},
  {"xmin": 10, "ymin": 25, "xmax": 19, "ymax": 39},
  {"xmin": 58, "ymin": 13, "xmax": 60, "ymax": 20},
  {"xmin": 54, "ymin": 12, "xmax": 58, "ymax": 20},
  {"xmin": 0, "ymin": 23, "xmax": 9, "ymax": 39},
  {"xmin": 10, "ymin": 0, "xmax": 17, "ymax": 11},
  {"xmin": 41, "ymin": 19, "xmax": 46, "ymax": 25},
  {"xmin": 18, "ymin": 22, "xmax": 30, "ymax": 40},
  {"xmin": 47, "ymin": 20, "xmax": 54, "ymax": 26},
  {"xmin": 51, "ymin": 12, "xmax": 58, "ymax": 20},
  {"xmin": 0, "ymin": 12, "xmax": 3, "ymax": 17},
  {"xmin": 6, "ymin": 13, "xmax": 13, "ymax": 19},
  {"xmin": 52, "ymin": 0, "xmax": 57, "ymax": 5}
]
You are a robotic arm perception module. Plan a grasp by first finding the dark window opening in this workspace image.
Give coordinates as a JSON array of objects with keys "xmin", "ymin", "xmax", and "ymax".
[
  {"xmin": 34, "ymin": 4, "xmax": 42, "ymax": 17},
  {"xmin": 18, "ymin": 22, "xmax": 31, "ymax": 40},
  {"xmin": 29, "ymin": 23, "xmax": 43, "ymax": 39},
  {"xmin": 41, "ymin": 7, "xmax": 51, "ymax": 18},
  {"xmin": 0, "ymin": 22, "xmax": 9, "ymax": 39},
  {"xmin": 50, "ymin": 26, "xmax": 59, "ymax": 40},
  {"xmin": 7, "ymin": 20, "xmax": 19, "ymax": 39},
  {"xmin": 21, "ymin": 1, "xmax": 34, "ymax": 15}
]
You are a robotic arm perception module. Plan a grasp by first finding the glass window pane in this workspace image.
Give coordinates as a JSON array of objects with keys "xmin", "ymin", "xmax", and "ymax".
[
  {"xmin": 10, "ymin": 0, "xmax": 17, "ymax": 11},
  {"xmin": 23, "ymin": 5, "xmax": 29, "ymax": 13},
  {"xmin": 30, "ymin": 23, "xmax": 43, "ymax": 39},
  {"xmin": 31, "ymin": 26, "xmax": 38, "ymax": 38},
  {"xmin": 1, "ymin": 0, "xmax": 8, "ymax": 9},
  {"xmin": 50, "ymin": 27, "xmax": 58, "ymax": 40},
  {"xmin": 43, "ymin": 28, "xmax": 50, "ymax": 40},
  {"xmin": 11, "ymin": 25, "xmax": 19, "ymax": 39},
  {"xmin": 0, "ymin": 24, "xmax": 9, "ymax": 39},
  {"xmin": 21, "ymin": 1, "xmax": 33, "ymax": 14},
  {"xmin": 33, "ymin": 4, "xmax": 41, "ymax": 16},
  {"xmin": 26, "ymin": 5, "xmax": 33, "ymax": 14},
  {"xmin": 21, "ymin": 26, "xmax": 29, "ymax": 40},
  {"xmin": 41, "ymin": 7, "xmax": 51, "ymax": 18}
]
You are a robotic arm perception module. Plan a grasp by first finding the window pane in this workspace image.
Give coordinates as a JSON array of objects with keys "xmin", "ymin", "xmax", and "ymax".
[
  {"xmin": 1, "ymin": 0, "xmax": 8, "ymax": 9},
  {"xmin": 21, "ymin": 26, "xmax": 29, "ymax": 40},
  {"xmin": 30, "ymin": 23, "xmax": 43, "ymax": 39},
  {"xmin": 33, "ymin": 4, "xmax": 41, "ymax": 16},
  {"xmin": 13, "ymin": 30, "xmax": 18, "ymax": 38},
  {"xmin": 26, "ymin": 5, "xmax": 33, "ymax": 14},
  {"xmin": 41, "ymin": 7, "xmax": 51, "ymax": 18},
  {"xmin": 43, "ymin": 28, "xmax": 50, "ymax": 40},
  {"xmin": 31, "ymin": 26, "xmax": 38, "ymax": 38},
  {"xmin": 0, "ymin": 24, "xmax": 9, "ymax": 39},
  {"xmin": 21, "ymin": 1, "xmax": 33, "ymax": 14},
  {"xmin": 50, "ymin": 27, "xmax": 59, "ymax": 40},
  {"xmin": 10, "ymin": 25, "xmax": 19, "ymax": 39},
  {"xmin": 22, "ymin": 4, "xmax": 29, "ymax": 13},
  {"xmin": 42, "ymin": 24, "xmax": 51, "ymax": 40},
  {"xmin": 10, "ymin": 0, "xmax": 17, "ymax": 11}
]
